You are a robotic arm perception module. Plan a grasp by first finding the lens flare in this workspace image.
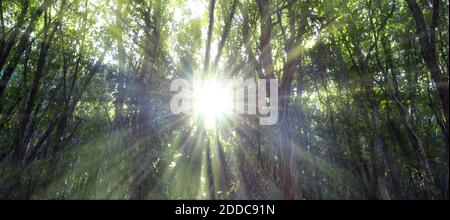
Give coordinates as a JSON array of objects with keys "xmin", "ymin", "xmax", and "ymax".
[{"xmin": 193, "ymin": 79, "xmax": 233, "ymax": 129}]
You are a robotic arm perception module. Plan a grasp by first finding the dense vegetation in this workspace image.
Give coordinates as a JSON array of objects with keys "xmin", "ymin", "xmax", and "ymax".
[{"xmin": 0, "ymin": 0, "xmax": 448, "ymax": 199}]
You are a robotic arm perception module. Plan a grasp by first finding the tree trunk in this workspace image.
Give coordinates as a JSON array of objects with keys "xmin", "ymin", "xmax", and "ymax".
[
  {"xmin": 0, "ymin": 0, "xmax": 54, "ymax": 97},
  {"xmin": 406, "ymin": 0, "xmax": 449, "ymax": 136}
]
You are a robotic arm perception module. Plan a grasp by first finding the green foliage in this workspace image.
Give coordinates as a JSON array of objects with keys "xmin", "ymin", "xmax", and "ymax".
[{"xmin": 0, "ymin": 0, "xmax": 448, "ymax": 200}]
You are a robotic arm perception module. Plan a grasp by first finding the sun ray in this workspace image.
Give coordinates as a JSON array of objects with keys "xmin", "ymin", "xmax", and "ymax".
[{"xmin": 192, "ymin": 77, "xmax": 234, "ymax": 129}]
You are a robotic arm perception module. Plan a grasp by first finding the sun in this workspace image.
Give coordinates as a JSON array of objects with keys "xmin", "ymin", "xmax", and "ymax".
[{"xmin": 193, "ymin": 78, "xmax": 233, "ymax": 129}]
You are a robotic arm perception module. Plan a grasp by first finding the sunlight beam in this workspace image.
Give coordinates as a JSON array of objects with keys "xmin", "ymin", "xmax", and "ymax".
[{"xmin": 193, "ymin": 78, "xmax": 233, "ymax": 129}]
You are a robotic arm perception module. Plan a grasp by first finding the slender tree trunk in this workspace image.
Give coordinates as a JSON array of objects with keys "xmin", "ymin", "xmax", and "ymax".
[
  {"xmin": 130, "ymin": 0, "xmax": 162, "ymax": 199},
  {"xmin": 0, "ymin": 0, "xmax": 53, "ymax": 97},
  {"xmin": 213, "ymin": 0, "xmax": 238, "ymax": 67},
  {"xmin": 382, "ymin": 38, "xmax": 437, "ymax": 198},
  {"xmin": 406, "ymin": 0, "xmax": 449, "ymax": 135},
  {"xmin": 11, "ymin": 6, "xmax": 59, "ymax": 196},
  {"xmin": 235, "ymin": 128, "xmax": 261, "ymax": 199},
  {"xmin": 114, "ymin": 0, "xmax": 126, "ymax": 130},
  {"xmin": 0, "ymin": 0, "xmax": 29, "ymax": 70},
  {"xmin": 256, "ymin": 0, "xmax": 273, "ymax": 78},
  {"xmin": 204, "ymin": 0, "xmax": 216, "ymax": 72}
]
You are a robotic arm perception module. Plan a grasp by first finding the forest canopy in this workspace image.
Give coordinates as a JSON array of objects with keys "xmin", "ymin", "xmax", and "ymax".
[{"xmin": 0, "ymin": 0, "xmax": 448, "ymax": 200}]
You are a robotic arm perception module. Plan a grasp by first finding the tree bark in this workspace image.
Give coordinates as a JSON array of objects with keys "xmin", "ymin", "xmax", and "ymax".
[
  {"xmin": 406, "ymin": 0, "xmax": 449, "ymax": 136},
  {"xmin": 203, "ymin": 0, "xmax": 216, "ymax": 72},
  {"xmin": 113, "ymin": 0, "xmax": 126, "ymax": 130},
  {"xmin": 0, "ymin": 0, "xmax": 54, "ymax": 97},
  {"xmin": 10, "ymin": 3, "xmax": 63, "ymax": 196}
]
